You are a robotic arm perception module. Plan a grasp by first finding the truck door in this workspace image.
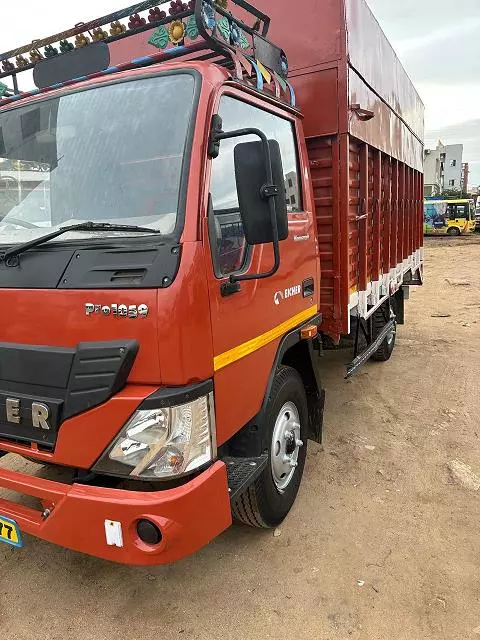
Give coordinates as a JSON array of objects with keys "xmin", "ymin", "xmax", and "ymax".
[{"xmin": 203, "ymin": 90, "xmax": 319, "ymax": 445}]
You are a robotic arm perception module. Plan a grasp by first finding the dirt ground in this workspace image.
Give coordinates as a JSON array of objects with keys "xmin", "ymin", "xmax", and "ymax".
[{"xmin": 1, "ymin": 237, "xmax": 479, "ymax": 640}]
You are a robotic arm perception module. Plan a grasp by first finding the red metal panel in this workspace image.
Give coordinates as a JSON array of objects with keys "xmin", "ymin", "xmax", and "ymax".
[
  {"xmin": 406, "ymin": 167, "xmax": 412, "ymax": 260},
  {"xmin": 372, "ymin": 149, "xmax": 382, "ymax": 281},
  {"xmin": 345, "ymin": 0, "xmax": 424, "ymax": 142},
  {"xmin": 358, "ymin": 143, "xmax": 369, "ymax": 292},
  {"xmin": 417, "ymin": 171, "xmax": 424, "ymax": 250},
  {"xmin": 348, "ymin": 68, "xmax": 424, "ymax": 172},
  {"xmin": 341, "ymin": 134, "xmax": 354, "ymax": 333},
  {"xmin": 405, "ymin": 167, "xmax": 411, "ymax": 260},
  {"xmin": 391, "ymin": 159, "xmax": 399, "ymax": 269},
  {"xmin": 398, "ymin": 163, "xmax": 405, "ymax": 263},
  {"xmin": 367, "ymin": 147, "xmax": 374, "ymax": 281},
  {"xmin": 290, "ymin": 67, "xmax": 339, "ymax": 139},
  {"xmin": 410, "ymin": 168, "xmax": 415, "ymax": 257},
  {"xmin": 347, "ymin": 137, "xmax": 361, "ymax": 296},
  {"xmin": 261, "ymin": 0, "xmax": 343, "ymax": 73},
  {"xmin": 382, "ymin": 154, "xmax": 392, "ymax": 274},
  {"xmin": 308, "ymin": 136, "xmax": 337, "ymax": 326}
]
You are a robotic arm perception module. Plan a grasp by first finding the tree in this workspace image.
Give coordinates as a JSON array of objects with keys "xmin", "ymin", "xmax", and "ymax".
[{"xmin": 440, "ymin": 188, "xmax": 470, "ymax": 199}]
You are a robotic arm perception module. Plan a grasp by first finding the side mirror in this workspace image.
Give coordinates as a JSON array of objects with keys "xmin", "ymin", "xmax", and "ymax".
[{"xmin": 234, "ymin": 139, "xmax": 288, "ymax": 246}]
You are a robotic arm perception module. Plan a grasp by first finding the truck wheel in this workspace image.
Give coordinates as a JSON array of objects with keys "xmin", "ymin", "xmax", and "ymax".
[
  {"xmin": 232, "ymin": 366, "xmax": 308, "ymax": 528},
  {"xmin": 371, "ymin": 302, "xmax": 397, "ymax": 362},
  {"xmin": 447, "ymin": 227, "xmax": 460, "ymax": 236}
]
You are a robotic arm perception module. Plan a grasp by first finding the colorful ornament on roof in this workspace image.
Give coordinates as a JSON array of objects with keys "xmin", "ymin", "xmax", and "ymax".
[
  {"xmin": 92, "ymin": 27, "xmax": 108, "ymax": 42},
  {"xmin": 2, "ymin": 60, "xmax": 15, "ymax": 73},
  {"xmin": 44, "ymin": 44, "xmax": 58, "ymax": 58},
  {"xmin": 185, "ymin": 15, "xmax": 199, "ymax": 39},
  {"xmin": 168, "ymin": 20, "xmax": 186, "ymax": 44},
  {"xmin": 148, "ymin": 7, "xmax": 167, "ymax": 23},
  {"xmin": 148, "ymin": 25, "xmax": 169, "ymax": 49},
  {"xmin": 169, "ymin": 1, "xmax": 188, "ymax": 15},
  {"xmin": 202, "ymin": 3, "xmax": 216, "ymax": 29},
  {"xmin": 110, "ymin": 21, "xmax": 126, "ymax": 36},
  {"xmin": 29, "ymin": 50, "xmax": 43, "ymax": 63},
  {"xmin": 15, "ymin": 55, "xmax": 28, "ymax": 68},
  {"xmin": 217, "ymin": 15, "xmax": 248, "ymax": 48},
  {"xmin": 75, "ymin": 34, "xmax": 90, "ymax": 48},
  {"xmin": 60, "ymin": 40, "xmax": 75, "ymax": 53},
  {"xmin": 128, "ymin": 13, "xmax": 147, "ymax": 29}
]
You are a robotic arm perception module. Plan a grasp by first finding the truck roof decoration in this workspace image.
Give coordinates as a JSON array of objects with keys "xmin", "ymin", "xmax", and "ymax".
[{"xmin": 0, "ymin": 0, "xmax": 294, "ymax": 107}]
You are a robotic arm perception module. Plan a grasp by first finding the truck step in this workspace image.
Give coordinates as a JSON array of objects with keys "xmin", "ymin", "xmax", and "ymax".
[
  {"xmin": 345, "ymin": 319, "xmax": 396, "ymax": 379},
  {"xmin": 223, "ymin": 454, "xmax": 269, "ymax": 503}
]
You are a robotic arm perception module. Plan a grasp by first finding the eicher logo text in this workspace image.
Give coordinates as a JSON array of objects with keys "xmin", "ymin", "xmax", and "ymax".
[{"xmin": 274, "ymin": 285, "xmax": 302, "ymax": 306}]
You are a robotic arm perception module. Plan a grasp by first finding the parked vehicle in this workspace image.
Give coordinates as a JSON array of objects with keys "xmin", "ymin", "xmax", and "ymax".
[
  {"xmin": 0, "ymin": 0, "xmax": 424, "ymax": 564},
  {"xmin": 475, "ymin": 205, "xmax": 480, "ymax": 231},
  {"xmin": 424, "ymin": 198, "xmax": 476, "ymax": 235}
]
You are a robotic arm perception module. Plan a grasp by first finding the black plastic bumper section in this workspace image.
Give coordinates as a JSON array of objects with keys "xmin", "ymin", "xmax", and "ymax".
[{"xmin": 223, "ymin": 454, "xmax": 268, "ymax": 502}]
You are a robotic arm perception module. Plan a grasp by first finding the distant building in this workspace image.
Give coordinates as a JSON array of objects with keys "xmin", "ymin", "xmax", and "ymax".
[
  {"xmin": 285, "ymin": 171, "xmax": 299, "ymax": 209},
  {"xmin": 424, "ymin": 141, "xmax": 463, "ymax": 196}
]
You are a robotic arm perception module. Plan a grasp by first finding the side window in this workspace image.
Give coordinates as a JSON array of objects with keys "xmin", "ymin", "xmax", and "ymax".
[{"xmin": 209, "ymin": 96, "xmax": 302, "ymax": 276}]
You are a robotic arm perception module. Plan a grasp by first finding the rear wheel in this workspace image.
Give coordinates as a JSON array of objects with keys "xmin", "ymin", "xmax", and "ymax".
[
  {"xmin": 232, "ymin": 366, "xmax": 308, "ymax": 528},
  {"xmin": 447, "ymin": 226, "xmax": 461, "ymax": 236},
  {"xmin": 371, "ymin": 300, "xmax": 397, "ymax": 362}
]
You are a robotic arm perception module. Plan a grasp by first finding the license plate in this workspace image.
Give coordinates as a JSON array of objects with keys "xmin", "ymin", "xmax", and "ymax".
[{"xmin": 0, "ymin": 516, "xmax": 23, "ymax": 548}]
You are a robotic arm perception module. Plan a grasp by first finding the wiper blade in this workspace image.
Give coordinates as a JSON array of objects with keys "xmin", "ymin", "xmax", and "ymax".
[{"xmin": 1, "ymin": 221, "xmax": 160, "ymax": 262}]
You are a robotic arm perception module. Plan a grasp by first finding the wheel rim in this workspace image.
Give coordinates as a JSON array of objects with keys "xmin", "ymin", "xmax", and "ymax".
[
  {"xmin": 386, "ymin": 310, "xmax": 397, "ymax": 345},
  {"xmin": 386, "ymin": 323, "xmax": 396, "ymax": 345},
  {"xmin": 271, "ymin": 401, "xmax": 303, "ymax": 493}
]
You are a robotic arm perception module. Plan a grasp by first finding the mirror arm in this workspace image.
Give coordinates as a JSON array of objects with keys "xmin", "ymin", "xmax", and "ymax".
[{"xmin": 212, "ymin": 127, "xmax": 282, "ymax": 296}]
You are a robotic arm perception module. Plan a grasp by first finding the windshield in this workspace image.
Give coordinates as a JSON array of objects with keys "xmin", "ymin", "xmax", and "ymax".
[{"xmin": 0, "ymin": 74, "xmax": 195, "ymax": 244}]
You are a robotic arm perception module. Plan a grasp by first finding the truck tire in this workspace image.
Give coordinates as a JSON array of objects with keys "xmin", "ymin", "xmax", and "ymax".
[
  {"xmin": 371, "ymin": 301, "xmax": 397, "ymax": 362},
  {"xmin": 232, "ymin": 366, "xmax": 308, "ymax": 528},
  {"xmin": 447, "ymin": 227, "xmax": 460, "ymax": 236}
]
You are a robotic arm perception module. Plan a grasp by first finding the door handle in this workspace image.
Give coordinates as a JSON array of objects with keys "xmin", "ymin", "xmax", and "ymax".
[{"xmin": 302, "ymin": 278, "xmax": 315, "ymax": 298}]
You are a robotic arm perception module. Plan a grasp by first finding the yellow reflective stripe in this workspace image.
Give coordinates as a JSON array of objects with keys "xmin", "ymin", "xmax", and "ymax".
[{"xmin": 214, "ymin": 307, "xmax": 318, "ymax": 372}]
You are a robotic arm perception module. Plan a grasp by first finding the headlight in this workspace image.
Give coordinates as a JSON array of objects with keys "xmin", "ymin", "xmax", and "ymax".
[{"xmin": 93, "ymin": 393, "xmax": 215, "ymax": 479}]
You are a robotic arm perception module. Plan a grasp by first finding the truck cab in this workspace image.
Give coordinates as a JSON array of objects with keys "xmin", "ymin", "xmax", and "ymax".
[{"xmin": 0, "ymin": 0, "xmax": 423, "ymax": 563}]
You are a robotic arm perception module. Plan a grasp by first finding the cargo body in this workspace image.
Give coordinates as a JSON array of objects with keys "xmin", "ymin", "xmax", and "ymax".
[
  {"xmin": 0, "ymin": 0, "xmax": 423, "ymax": 564},
  {"xmin": 258, "ymin": 0, "xmax": 424, "ymax": 337}
]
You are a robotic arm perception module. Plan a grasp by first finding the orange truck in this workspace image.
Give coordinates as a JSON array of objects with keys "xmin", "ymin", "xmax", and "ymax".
[{"xmin": 0, "ymin": 0, "xmax": 424, "ymax": 564}]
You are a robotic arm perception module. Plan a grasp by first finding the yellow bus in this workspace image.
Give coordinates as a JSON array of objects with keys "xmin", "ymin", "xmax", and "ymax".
[{"xmin": 424, "ymin": 199, "xmax": 476, "ymax": 236}]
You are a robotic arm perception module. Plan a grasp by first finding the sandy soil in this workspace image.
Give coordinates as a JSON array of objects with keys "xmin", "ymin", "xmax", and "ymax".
[{"xmin": 1, "ymin": 237, "xmax": 479, "ymax": 640}]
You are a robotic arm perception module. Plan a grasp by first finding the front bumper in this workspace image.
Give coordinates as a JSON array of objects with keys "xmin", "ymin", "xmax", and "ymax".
[{"xmin": 0, "ymin": 460, "xmax": 231, "ymax": 565}]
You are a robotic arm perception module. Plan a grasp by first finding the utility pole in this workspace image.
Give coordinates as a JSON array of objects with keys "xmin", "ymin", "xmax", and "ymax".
[{"xmin": 461, "ymin": 162, "xmax": 469, "ymax": 194}]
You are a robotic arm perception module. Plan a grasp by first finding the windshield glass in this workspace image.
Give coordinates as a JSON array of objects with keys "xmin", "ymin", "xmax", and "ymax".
[{"xmin": 0, "ymin": 74, "xmax": 195, "ymax": 244}]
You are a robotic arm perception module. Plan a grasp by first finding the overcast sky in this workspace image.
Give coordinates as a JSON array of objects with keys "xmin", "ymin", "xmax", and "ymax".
[
  {"xmin": 0, "ymin": 1, "xmax": 479, "ymax": 185},
  {"xmin": 367, "ymin": 0, "xmax": 480, "ymax": 186}
]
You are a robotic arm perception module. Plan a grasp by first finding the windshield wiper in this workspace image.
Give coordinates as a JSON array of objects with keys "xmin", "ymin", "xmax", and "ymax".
[{"xmin": 0, "ymin": 221, "xmax": 160, "ymax": 262}]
